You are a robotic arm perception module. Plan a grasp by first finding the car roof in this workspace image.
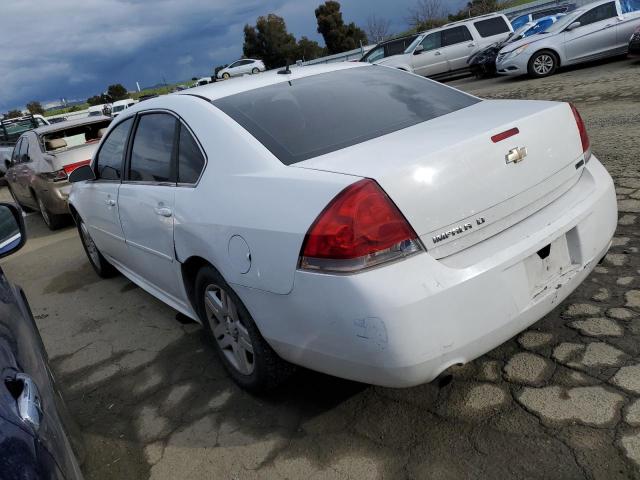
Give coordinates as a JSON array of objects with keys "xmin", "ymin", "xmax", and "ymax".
[
  {"xmin": 443, "ymin": 12, "xmax": 506, "ymax": 27},
  {"xmin": 32, "ymin": 116, "xmax": 111, "ymax": 135},
  {"xmin": 179, "ymin": 62, "xmax": 365, "ymax": 102}
]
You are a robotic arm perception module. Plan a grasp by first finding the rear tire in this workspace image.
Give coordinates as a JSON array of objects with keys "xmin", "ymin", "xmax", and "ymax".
[
  {"xmin": 77, "ymin": 217, "xmax": 117, "ymax": 278},
  {"xmin": 527, "ymin": 50, "xmax": 558, "ymax": 78},
  {"xmin": 195, "ymin": 265, "xmax": 295, "ymax": 392},
  {"xmin": 251, "ymin": 67, "xmax": 260, "ymax": 74},
  {"xmin": 36, "ymin": 193, "xmax": 66, "ymax": 230}
]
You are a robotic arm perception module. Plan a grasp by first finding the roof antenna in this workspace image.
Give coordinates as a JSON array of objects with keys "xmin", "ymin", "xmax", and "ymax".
[{"xmin": 278, "ymin": 60, "xmax": 292, "ymax": 75}]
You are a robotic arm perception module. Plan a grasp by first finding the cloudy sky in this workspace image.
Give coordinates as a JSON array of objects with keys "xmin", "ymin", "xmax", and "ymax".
[{"xmin": 1, "ymin": 0, "xmax": 467, "ymax": 111}]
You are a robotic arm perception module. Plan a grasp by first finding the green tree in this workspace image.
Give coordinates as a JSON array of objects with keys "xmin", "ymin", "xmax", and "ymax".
[
  {"xmin": 26, "ymin": 101, "xmax": 44, "ymax": 115},
  {"xmin": 4, "ymin": 109, "xmax": 23, "ymax": 119},
  {"xmin": 449, "ymin": 0, "xmax": 499, "ymax": 21},
  {"xmin": 315, "ymin": 1, "xmax": 368, "ymax": 55},
  {"xmin": 296, "ymin": 36, "xmax": 325, "ymax": 61},
  {"xmin": 106, "ymin": 83, "xmax": 128, "ymax": 101},
  {"xmin": 243, "ymin": 14, "xmax": 299, "ymax": 69},
  {"xmin": 87, "ymin": 94, "xmax": 109, "ymax": 106}
]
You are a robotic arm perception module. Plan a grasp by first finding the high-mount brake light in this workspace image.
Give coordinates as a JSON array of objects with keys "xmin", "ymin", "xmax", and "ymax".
[{"xmin": 299, "ymin": 178, "xmax": 423, "ymax": 273}]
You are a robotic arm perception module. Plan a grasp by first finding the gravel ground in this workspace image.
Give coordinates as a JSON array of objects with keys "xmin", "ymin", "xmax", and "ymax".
[{"xmin": 1, "ymin": 56, "xmax": 639, "ymax": 479}]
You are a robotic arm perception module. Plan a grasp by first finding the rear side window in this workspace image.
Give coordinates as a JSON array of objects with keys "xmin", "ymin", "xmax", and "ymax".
[
  {"xmin": 474, "ymin": 17, "xmax": 511, "ymax": 37},
  {"xmin": 96, "ymin": 118, "xmax": 133, "ymax": 180},
  {"xmin": 213, "ymin": 66, "xmax": 479, "ymax": 165},
  {"xmin": 442, "ymin": 26, "xmax": 473, "ymax": 46},
  {"xmin": 129, "ymin": 113, "xmax": 176, "ymax": 183},
  {"xmin": 578, "ymin": 2, "xmax": 617, "ymax": 26},
  {"xmin": 177, "ymin": 125, "xmax": 205, "ymax": 184}
]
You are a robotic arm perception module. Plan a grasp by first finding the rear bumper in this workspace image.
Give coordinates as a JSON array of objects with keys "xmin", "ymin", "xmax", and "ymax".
[
  {"xmin": 237, "ymin": 156, "xmax": 616, "ymax": 387},
  {"xmin": 36, "ymin": 181, "xmax": 71, "ymax": 215}
]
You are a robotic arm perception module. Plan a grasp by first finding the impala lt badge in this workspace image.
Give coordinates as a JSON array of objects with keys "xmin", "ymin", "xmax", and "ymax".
[{"xmin": 506, "ymin": 146, "xmax": 528, "ymax": 164}]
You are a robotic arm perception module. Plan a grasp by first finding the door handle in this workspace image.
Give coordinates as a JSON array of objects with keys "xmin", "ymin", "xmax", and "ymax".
[
  {"xmin": 105, "ymin": 199, "xmax": 116, "ymax": 206},
  {"xmin": 434, "ymin": 51, "xmax": 442, "ymax": 56},
  {"xmin": 15, "ymin": 373, "xmax": 43, "ymax": 430},
  {"xmin": 468, "ymin": 42, "xmax": 476, "ymax": 47},
  {"xmin": 154, "ymin": 207, "xmax": 172, "ymax": 217}
]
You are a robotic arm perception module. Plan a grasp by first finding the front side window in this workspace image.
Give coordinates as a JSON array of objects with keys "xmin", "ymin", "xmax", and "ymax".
[
  {"xmin": 95, "ymin": 118, "xmax": 133, "ymax": 180},
  {"xmin": 18, "ymin": 136, "xmax": 29, "ymax": 162},
  {"xmin": 421, "ymin": 31, "xmax": 442, "ymax": 51},
  {"xmin": 578, "ymin": 2, "xmax": 617, "ymax": 26},
  {"xmin": 213, "ymin": 66, "xmax": 479, "ymax": 165},
  {"xmin": 177, "ymin": 125, "xmax": 205, "ymax": 184},
  {"xmin": 129, "ymin": 113, "xmax": 176, "ymax": 183},
  {"xmin": 365, "ymin": 46, "xmax": 385, "ymax": 63},
  {"xmin": 442, "ymin": 26, "xmax": 473, "ymax": 47},
  {"xmin": 474, "ymin": 17, "xmax": 511, "ymax": 37},
  {"xmin": 11, "ymin": 138, "xmax": 23, "ymax": 163},
  {"xmin": 229, "ymin": 61, "xmax": 241, "ymax": 68}
]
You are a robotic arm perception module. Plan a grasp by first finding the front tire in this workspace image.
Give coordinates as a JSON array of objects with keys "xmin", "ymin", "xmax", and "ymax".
[
  {"xmin": 36, "ymin": 193, "xmax": 66, "ymax": 230},
  {"xmin": 195, "ymin": 266, "xmax": 294, "ymax": 392},
  {"xmin": 527, "ymin": 50, "xmax": 558, "ymax": 78},
  {"xmin": 77, "ymin": 217, "xmax": 117, "ymax": 278},
  {"xmin": 222, "ymin": 72, "xmax": 230, "ymax": 79},
  {"xmin": 251, "ymin": 67, "xmax": 260, "ymax": 74}
]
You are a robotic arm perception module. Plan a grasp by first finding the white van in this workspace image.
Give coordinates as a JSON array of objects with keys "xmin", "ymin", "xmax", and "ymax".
[
  {"xmin": 111, "ymin": 98, "xmax": 137, "ymax": 117},
  {"xmin": 374, "ymin": 14, "xmax": 513, "ymax": 78}
]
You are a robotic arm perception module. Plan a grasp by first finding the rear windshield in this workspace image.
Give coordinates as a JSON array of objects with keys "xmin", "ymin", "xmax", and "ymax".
[
  {"xmin": 213, "ymin": 66, "xmax": 479, "ymax": 165},
  {"xmin": 474, "ymin": 16, "xmax": 511, "ymax": 37},
  {"xmin": 42, "ymin": 119, "xmax": 111, "ymax": 152}
]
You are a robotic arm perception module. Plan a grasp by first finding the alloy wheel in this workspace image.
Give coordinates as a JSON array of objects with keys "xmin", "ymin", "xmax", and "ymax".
[
  {"xmin": 204, "ymin": 284, "xmax": 255, "ymax": 375},
  {"xmin": 533, "ymin": 54, "xmax": 554, "ymax": 75}
]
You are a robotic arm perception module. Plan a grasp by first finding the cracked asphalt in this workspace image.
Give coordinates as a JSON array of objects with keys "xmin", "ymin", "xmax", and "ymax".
[{"xmin": 1, "ymin": 56, "xmax": 639, "ymax": 479}]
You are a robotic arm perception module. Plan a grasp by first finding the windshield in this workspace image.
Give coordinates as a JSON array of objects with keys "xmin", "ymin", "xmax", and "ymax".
[
  {"xmin": 42, "ymin": 119, "xmax": 111, "ymax": 151},
  {"xmin": 543, "ymin": 9, "xmax": 583, "ymax": 33},
  {"xmin": 509, "ymin": 23, "xmax": 533, "ymax": 41},
  {"xmin": 404, "ymin": 35, "xmax": 424, "ymax": 53},
  {"xmin": 213, "ymin": 66, "xmax": 479, "ymax": 165}
]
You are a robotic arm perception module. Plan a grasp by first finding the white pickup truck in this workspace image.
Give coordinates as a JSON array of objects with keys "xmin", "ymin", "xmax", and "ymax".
[{"xmin": 0, "ymin": 115, "xmax": 49, "ymax": 176}]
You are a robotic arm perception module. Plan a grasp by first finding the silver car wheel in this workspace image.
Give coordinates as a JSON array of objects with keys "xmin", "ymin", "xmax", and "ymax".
[
  {"xmin": 533, "ymin": 54, "xmax": 554, "ymax": 75},
  {"xmin": 80, "ymin": 221, "xmax": 101, "ymax": 267},
  {"xmin": 204, "ymin": 284, "xmax": 255, "ymax": 375},
  {"xmin": 37, "ymin": 196, "xmax": 50, "ymax": 226}
]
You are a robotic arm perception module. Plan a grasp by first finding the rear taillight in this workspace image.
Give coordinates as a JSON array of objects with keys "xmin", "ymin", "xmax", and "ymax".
[
  {"xmin": 63, "ymin": 159, "xmax": 91, "ymax": 175},
  {"xmin": 569, "ymin": 103, "xmax": 591, "ymax": 163},
  {"xmin": 299, "ymin": 178, "xmax": 422, "ymax": 273}
]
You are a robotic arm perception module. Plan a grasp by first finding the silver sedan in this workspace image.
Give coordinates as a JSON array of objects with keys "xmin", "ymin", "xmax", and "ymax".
[{"xmin": 496, "ymin": 0, "xmax": 640, "ymax": 77}]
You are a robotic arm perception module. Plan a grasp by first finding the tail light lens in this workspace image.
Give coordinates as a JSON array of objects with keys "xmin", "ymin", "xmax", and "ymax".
[
  {"xmin": 569, "ymin": 103, "xmax": 591, "ymax": 163},
  {"xmin": 63, "ymin": 159, "xmax": 91, "ymax": 175},
  {"xmin": 299, "ymin": 178, "xmax": 423, "ymax": 273}
]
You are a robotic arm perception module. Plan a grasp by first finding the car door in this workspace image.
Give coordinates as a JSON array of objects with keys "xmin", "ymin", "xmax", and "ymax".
[
  {"xmin": 227, "ymin": 60, "xmax": 242, "ymax": 76},
  {"xmin": 440, "ymin": 25, "xmax": 476, "ymax": 72},
  {"xmin": 411, "ymin": 31, "xmax": 448, "ymax": 76},
  {"xmin": 83, "ymin": 117, "xmax": 133, "ymax": 262},
  {"xmin": 117, "ymin": 111, "xmax": 183, "ymax": 301},
  {"xmin": 13, "ymin": 133, "xmax": 37, "ymax": 204},
  {"xmin": 5, "ymin": 138, "xmax": 23, "ymax": 201},
  {"xmin": 564, "ymin": 2, "xmax": 619, "ymax": 62}
]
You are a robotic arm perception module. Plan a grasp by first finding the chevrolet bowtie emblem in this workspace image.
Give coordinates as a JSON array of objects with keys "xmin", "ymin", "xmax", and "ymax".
[{"xmin": 505, "ymin": 146, "xmax": 528, "ymax": 164}]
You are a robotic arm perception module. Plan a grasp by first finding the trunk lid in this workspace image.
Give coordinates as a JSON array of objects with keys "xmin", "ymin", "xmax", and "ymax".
[
  {"xmin": 46, "ymin": 143, "xmax": 97, "ymax": 172},
  {"xmin": 295, "ymin": 100, "xmax": 585, "ymax": 259}
]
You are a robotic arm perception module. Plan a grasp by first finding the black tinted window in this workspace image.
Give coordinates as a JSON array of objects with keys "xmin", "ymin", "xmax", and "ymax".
[
  {"xmin": 19, "ymin": 137, "xmax": 29, "ymax": 161},
  {"xmin": 442, "ymin": 26, "xmax": 473, "ymax": 46},
  {"xmin": 474, "ymin": 17, "xmax": 511, "ymax": 37},
  {"xmin": 213, "ymin": 66, "xmax": 479, "ymax": 165},
  {"xmin": 129, "ymin": 113, "xmax": 176, "ymax": 182},
  {"xmin": 578, "ymin": 2, "xmax": 617, "ymax": 26},
  {"xmin": 178, "ymin": 125, "xmax": 205, "ymax": 184},
  {"xmin": 96, "ymin": 118, "xmax": 132, "ymax": 180},
  {"xmin": 11, "ymin": 139, "xmax": 22, "ymax": 163}
]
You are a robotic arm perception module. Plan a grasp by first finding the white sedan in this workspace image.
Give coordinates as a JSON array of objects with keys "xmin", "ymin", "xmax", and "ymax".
[
  {"xmin": 497, "ymin": 0, "xmax": 640, "ymax": 77},
  {"xmin": 68, "ymin": 63, "xmax": 616, "ymax": 391},
  {"xmin": 216, "ymin": 58, "xmax": 266, "ymax": 79}
]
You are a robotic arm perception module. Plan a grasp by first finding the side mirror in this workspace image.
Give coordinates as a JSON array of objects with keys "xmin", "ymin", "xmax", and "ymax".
[
  {"xmin": 0, "ymin": 203, "xmax": 26, "ymax": 259},
  {"xmin": 413, "ymin": 44, "xmax": 425, "ymax": 55},
  {"xmin": 566, "ymin": 21, "xmax": 581, "ymax": 31},
  {"xmin": 68, "ymin": 164, "xmax": 96, "ymax": 183}
]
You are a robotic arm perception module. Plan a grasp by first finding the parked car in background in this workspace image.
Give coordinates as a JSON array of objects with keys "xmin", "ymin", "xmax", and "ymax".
[
  {"xmin": 88, "ymin": 104, "xmax": 111, "ymax": 117},
  {"xmin": 194, "ymin": 77, "xmax": 213, "ymax": 87},
  {"xmin": 374, "ymin": 13, "xmax": 513, "ymax": 78},
  {"xmin": 0, "ymin": 202, "xmax": 84, "ymax": 480},
  {"xmin": 216, "ymin": 59, "xmax": 266, "ymax": 79},
  {"xmin": 510, "ymin": 3, "xmax": 576, "ymax": 29},
  {"xmin": 138, "ymin": 94, "xmax": 159, "ymax": 102},
  {"xmin": 0, "ymin": 115, "xmax": 49, "ymax": 177},
  {"xmin": 630, "ymin": 25, "xmax": 640, "ymax": 55},
  {"xmin": 69, "ymin": 63, "xmax": 615, "ymax": 392},
  {"xmin": 469, "ymin": 14, "xmax": 566, "ymax": 76},
  {"xmin": 5, "ymin": 116, "xmax": 111, "ymax": 229},
  {"xmin": 47, "ymin": 117, "xmax": 68, "ymax": 124},
  {"xmin": 111, "ymin": 98, "xmax": 137, "ymax": 117},
  {"xmin": 497, "ymin": 0, "xmax": 640, "ymax": 77},
  {"xmin": 360, "ymin": 34, "xmax": 420, "ymax": 63}
]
